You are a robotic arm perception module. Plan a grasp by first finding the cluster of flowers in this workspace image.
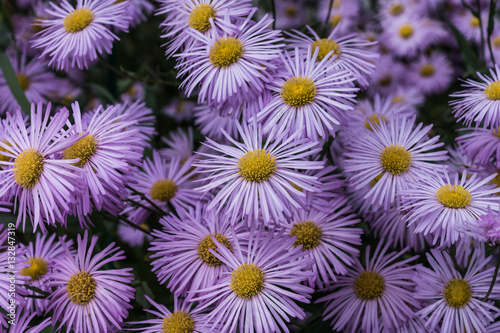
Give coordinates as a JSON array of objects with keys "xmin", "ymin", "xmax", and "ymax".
[{"xmin": 0, "ymin": 0, "xmax": 500, "ymax": 332}]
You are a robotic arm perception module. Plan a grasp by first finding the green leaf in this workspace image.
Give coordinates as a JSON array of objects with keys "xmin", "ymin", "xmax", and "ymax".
[
  {"xmin": 0, "ymin": 51, "xmax": 31, "ymax": 114},
  {"xmin": 487, "ymin": 0, "xmax": 497, "ymax": 36},
  {"xmin": 446, "ymin": 21, "xmax": 483, "ymax": 75},
  {"xmin": 88, "ymin": 83, "xmax": 117, "ymax": 104}
]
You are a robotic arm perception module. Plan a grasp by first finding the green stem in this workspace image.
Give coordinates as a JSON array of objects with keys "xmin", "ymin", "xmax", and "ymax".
[
  {"xmin": 483, "ymin": 246, "xmax": 500, "ymax": 301},
  {"xmin": 116, "ymin": 214, "xmax": 151, "ymax": 236},
  {"xmin": 0, "ymin": 51, "xmax": 30, "ymax": 114},
  {"xmin": 270, "ymin": 0, "xmax": 276, "ymax": 30},
  {"xmin": 476, "ymin": 0, "xmax": 486, "ymax": 63},
  {"xmin": 126, "ymin": 185, "xmax": 169, "ymax": 217},
  {"xmin": 322, "ymin": 0, "xmax": 335, "ymax": 37},
  {"xmin": 449, "ymin": 243, "xmax": 466, "ymax": 277},
  {"xmin": 486, "ymin": 0, "xmax": 497, "ymax": 65},
  {"xmin": 25, "ymin": 285, "xmax": 50, "ymax": 298}
]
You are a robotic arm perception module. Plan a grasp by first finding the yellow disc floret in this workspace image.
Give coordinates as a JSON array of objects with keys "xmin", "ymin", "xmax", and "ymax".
[
  {"xmin": 64, "ymin": 8, "xmax": 94, "ymax": 33},
  {"xmin": 13, "ymin": 148, "xmax": 44, "ymax": 189},
  {"xmin": 20, "ymin": 257, "xmax": 48, "ymax": 281},
  {"xmin": 311, "ymin": 39, "xmax": 341, "ymax": 62},
  {"xmin": 209, "ymin": 37, "xmax": 244, "ymax": 68},
  {"xmin": 419, "ymin": 64, "xmax": 435, "ymax": 77},
  {"xmin": 364, "ymin": 114, "xmax": 387, "ymax": 131},
  {"xmin": 354, "ymin": 270, "xmax": 385, "ymax": 300},
  {"xmin": 436, "ymin": 185, "xmax": 472, "ymax": 209},
  {"xmin": 399, "ymin": 24, "xmax": 414, "ymax": 39},
  {"xmin": 290, "ymin": 221, "xmax": 322, "ymax": 250},
  {"xmin": 67, "ymin": 271, "xmax": 96, "ymax": 305},
  {"xmin": 150, "ymin": 178, "xmax": 178, "ymax": 201},
  {"xmin": 189, "ymin": 4, "xmax": 216, "ymax": 33},
  {"xmin": 494, "ymin": 36, "xmax": 500, "ymax": 49},
  {"xmin": 484, "ymin": 81, "xmax": 500, "ymax": 100},
  {"xmin": 331, "ymin": 14, "xmax": 342, "ymax": 27},
  {"xmin": 389, "ymin": 3, "xmax": 404, "ymax": 16},
  {"xmin": 16, "ymin": 74, "xmax": 30, "ymax": 91},
  {"xmin": 197, "ymin": 233, "xmax": 232, "ymax": 266},
  {"xmin": 470, "ymin": 16, "xmax": 480, "ymax": 27},
  {"xmin": 162, "ymin": 310, "xmax": 195, "ymax": 333},
  {"xmin": 63, "ymin": 135, "xmax": 98, "ymax": 168},
  {"xmin": 281, "ymin": 76, "xmax": 317, "ymax": 107},
  {"xmin": 380, "ymin": 145, "xmax": 412, "ymax": 175},
  {"xmin": 444, "ymin": 278, "xmax": 472, "ymax": 308},
  {"xmin": 238, "ymin": 149, "xmax": 277, "ymax": 182},
  {"xmin": 230, "ymin": 263, "xmax": 265, "ymax": 299}
]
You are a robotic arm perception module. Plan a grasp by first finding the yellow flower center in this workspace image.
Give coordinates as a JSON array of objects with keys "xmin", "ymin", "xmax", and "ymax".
[
  {"xmin": 380, "ymin": 145, "xmax": 412, "ymax": 175},
  {"xmin": 281, "ymin": 76, "xmax": 317, "ymax": 107},
  {"xmin": 470, "ymin": 16, "xmax": 480, "ymax": 27},
  {"xmin": 489, "ymin": 173, "xmax": 500, "ymax": 191},
  {"xmin": 285, "ymin": 6, "xmax": 297, "ymax": 17},
  {"xmin": 493, "ymin": 36, "xmax": 500, "ymax": 48},
  {"xmin": 16, "ymin": 74, "xmax": 30, "ymax": 91},
  {"xmin": 64, "ymin": 8, "xmax": 94, "ymax": 33},
  {"xmin": 354, "ymin": 270, "xmax": 385, "ymax": 300},
  {"xmin": 484, "ymin": 81, "xmax": 500, "ymax": 100},
  {"xmin": 444, "ymin": 278, "xmax": 472, "ymax": 308},
  {"xmin": 20, "ymin": 257, "xmax": 48, "ymax": 281},
  {"xmin": 419, "ymin": 64, "xmax": 435, "ymax": 77},
  {"xmin": 62, "ymin": 135, "xmax": 98, "ymax": 168},
  {"xmin": 209, "ymin": 37, "xmax": 244, "ymax": 68},
  {"xmin": 391, "ymin": 95, "xmax": 405, "ymax": 103},
  {"xmin": 379, "ymin": 74, "xmax": 392, "ymax": 86},
  {"xmin": 364, "ymin": 114, "xmax": 387, "ymax": 131},
  {"xmin": 436, "ymin": 185, "xmax": 471, "ymax": 209},
  {"xmin": 150, "ymin": 178, "xmax": 178, "ymax": 201},
  {"xmin": 238, "ymin": 149, "xmax": 277, "ymax": 182},
  {"xmin": 230, "ymin": 263, "xmax": 264, "ymax": 299},
  {"xmin": 333, "ymin": 0, "xmax": 341, "ymax": 8},
  {"xmin": 399, "ymin": 24, "xmax": 414, "ymax": 39},
  {"xmin": 290, "ymin": 221, "xmax": 322, "ymax": 250},
  {"xmin": 67, "ymin": 271, "xmax": 96, "ymax": 305},
  {"xmin": 13, "ymin": 148, "xmax": 44, "ymax": 189},
  {"xmin": 331, "ymin": 14, "xmax": 342, "ymax": 27},
  {"xmin": 197, "ymin": 233, "xmax": 232, "ymax": 266},
  {"xmin": 389, "ymin": 3, "xmax": 404, "ymax": 15},
  {"xmin": 162, "ymin": 310, "xmax": 195, "ymax": 333},
  {"xmin": 189, "ymin": 4, "xmax": 216, "ymax": 33},
  {"xmin": 311, "ymin": 39, "xmax": 341, "ymax": 62}
]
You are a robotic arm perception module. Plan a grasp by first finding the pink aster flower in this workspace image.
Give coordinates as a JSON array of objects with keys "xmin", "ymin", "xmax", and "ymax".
[
  {"xmin": 460, "ymin": 207, "xmax": 500, "ymax": 245},
  {"xmin": 253, "ymin": 47, "xmax": 358, "ymax": 141},
  {"xmin": 408, "ymin": 53, "xmax": 454, "ymax": 95},
  {"xmin": 47, "ymin": 231, "xmax": 135, "ymax": 333},
  {"xmin": 32, "ymin": 0, "xmax": 129, "ymax": 70},
  {"xmin": 195, "ymin": 121, "xmax": 323, "ymax": 226},
  {"xmin": 0, "ymin": 103, "xmax": 84, "ymax": 232},
  {"xmin": 191, "ymin": 227, "xmax": 314, "ymax": 333},
  {"xmin": 343, "ymin": 115, "xmax": 448, "ymax": 210},
  {"xmin": 318, "ymin": 241, "xmax": 420, "ymax": 332},
  {"xmin": 413, "ymin": 248, "xmax": 500, "ymax": 332},
  {"xmin": 450, "ymin": 65, "xmax": 500, "ymax": 130}
]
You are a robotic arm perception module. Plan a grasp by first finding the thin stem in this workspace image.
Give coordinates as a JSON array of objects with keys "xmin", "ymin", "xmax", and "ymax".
[
  {"xmin": 476, "ymin": 0, "xmax": 486, "ymax": 63},
  {"xmin": 0, "ymin": 51, "xmax": 30, "ymax": 114},
  {"xmin": 483, "ymin": 246, "xmax": 500, "ymax": 301},
  {"xmin": 270, "ymin": 0, "xmax": 276, "ymax": 30},
  {"xmin": 115, "ymin": 214, "xmax": 151, "ymax": 236},
  {"xmin": 126, "ymin": 185, "xmax": 169, "ymax": 217},
  {"xmin": 321, "ymin": 0, "xmax": 335, "ymax": 37},
  {"xmin": 126, "ymin": 199, "xmax": 164, "ymax": 217},
  {"xmin": 167, "ymin": 201, "xmax": 180, "ymax": 219},
  {"xmin": 486, "ymin": 0, "xmax": 497, "ymax": 65},
  {"xmin": 25, "ymin": 285, "xmax": 50, "ymax": 298},
  {"xmin": 449, "ymin": 243, "xmax": 466, "ymax": 277}
]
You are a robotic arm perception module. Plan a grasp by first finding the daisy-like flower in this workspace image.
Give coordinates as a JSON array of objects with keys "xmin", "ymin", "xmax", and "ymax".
[
  {"xmin": 460, "ymin": 207, "xmax": 500, "ymax": 245},
  {"xmin": 413, "ymin": 248, "xmax": 500, "ymax": 332},
  {"xmin": 193, "ymin": 104, "xmax": 239, "ymax": 140},
  {"xmin": 176, "ymin": 11, "xmax": 283, "ymax": 105},
  {"xmin": 150, "ymin": 204, "xmax": 246, "ymax": 297},
  {"xmin": 163, "ymin": 98, "xmax": 196, "ymax": 123},
  {"xmin": 275, "ymin": 0, "xmax": 306, "ymax": 29},
  {"xmin": 450, "ymin": 65, "xmax": 500, "ymax": 130},
  {"xmin": 32, "ymin": 0, "xmax": 129, "ymax": 70},
  {"xmin": 379, "ymin": 0, "xmax": 426, "ymax": 20},
  {"xmin": 3, "ymin": 309, "xmax": 51, "ymax": 333},
  {"xmin": 409, "ymin": 53, "xmax": 454, "ymax": 95},
  {"xmin": 158, "ymin": 0, "xmax": 252, "ymax": 57},
  {"xmin": 317, "ymin": 0, "xmax": 360, "ymax": 33},
  {"xmin": 47, "ymin": 231, "xmax": 135, "ymax": 333},
  {"xmin": 64, "ymin": 102, "xmax": 144, "ymax": 227},
  {"xmin": 343, "ymin": 115, "xmax": 448, "ymax": 210},
  {"xmin": 117, "ymin": 221, "xmax": 152, "ymax": 247},
  {"xmin": 0, "ymin": 103, "xmax": 84, "ymax": 232},
  {"xmin": 195, "ymin": 121, "xmax": 323, "ymax": 225},
  {"xmin": 113, "ymin": 100, "xmax": 156, "ymax": 144},
  {"xmin": 286, "ymin": 25, "xmax": 379, "ymax": 87},
  {"xmin": 19, "ymin": 233, "xmax": 72, "ymax": 316},
  {"xmin": 127, "ymin": 295, "xmax": 211, "ymax": 332},
  {"xmin": 123, "ymin": 150, "xmax": 201, "ymax": 224},
  {"xmin": 160, "ymin": 127, "xmax": 194, "ymax": 162},
  {"xmin": 401, "ymin": 170, "xmax": 500, "ymax": 245},
  {"xmin": 120, "ymin": 0, "xmax": 154, "ymax": 27},
  {"xmin": 451, "ymin": 9, "xmax": 487, "ymax": 43},
  {"xmin": 253, "ymin": 47, "xmax": 358, "ymax": 141},
  {"xmin": 0, "ymin": 53, "xmax": 58, "ymax": 114},
  {"xmin": 457, "ymin": 127, "xmax": 500, "ymax": 166},
  {"xmin": 318, "ymin": 241, "xmax": 420, "ymax": 332},
  {"xmin": 387, "ymin": 85, "xmax": 425, "ymax": 115},
  {"xmin": 281, "ymin": 197, "xmax": 362, "ymax": 289},
  {"xmin": 191, "ymin": 227, "xmax": 314, "ymax": 333},
  {"xmin": 368, "ymin": 55, "xmax": 406, "ymax": 95}
]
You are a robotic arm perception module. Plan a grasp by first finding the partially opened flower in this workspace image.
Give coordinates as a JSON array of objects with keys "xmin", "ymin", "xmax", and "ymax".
[
  {"xmin": 459, "ymin": 207, "xmax": 500, "ymax": 245},
  {"xmin": 47, "ymin": 231, "xmax": 135, "ymax": 333},
  {"xmin": 32, "ymin": 0, "xmax": 129, "ymax": 70}
]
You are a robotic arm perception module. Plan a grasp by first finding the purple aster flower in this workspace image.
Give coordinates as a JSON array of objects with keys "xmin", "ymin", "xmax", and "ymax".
[
  {"xmin": 401, "ymin": 170, "xmax": 500, "ymax": 245},
  {"xmin": 191, "ymin": 227, "xmax": 314, "ymax": 333},
  {"xmin": 486, "ymin": 28, "xmax": 500, "ymax": 67},
  {"xmin": 413, "ymin": 248, "xmax": 500, "ymax": 332},
  {"xmin": 119, "ymin": 82, "xmax": 145, "ymax": 103},
  {"xmin": 379, "ymin": 0, "xmax": 427, "ymax": 20},
  {"xmin": 343, "ymin": 115, "xmax": 448, "ymax": 210},
  {"xmin": 408, "ymin": 53, "xmax": 454, "ymax": 95},
  {"xmin": 460, "ymin": 207, "xmax": 500, "ymax": 245},
  {"xmin": 318, "ymin": 241, "xmax": 420, "ymax": 332},
  {"xmin": 150, "ymin": 204, "xmax": 246, "ymax": 298},
  {"xmin": 122, "ymin": 150, "xmax": 201, "ymax": 224},
  {"xmin": 457, "ymin": 127, "xmax": 500, "ymax": 166},
  {"xmin": 450, "ymin": 65, "xmax": 500, "ymax": 130},
  {"xmin": 0, "ymin": 53, "xmax": 58, "ymax": 114},
  {"xmin": 286, "ymin": 25, "xmax": 379, "ymax": 87},
  {"xmin": 296, "ymin": 165, "xmax": 346, "ymax": 211},
  {"xmin": 64, "ymin": 102, "xmax": 144, "ymax": 227},
  {"xmin": 113, "ymin": 100, "xmax": 156, "ymax": 144},
  {"xmin": 0, "ymin": 103, "xmax": 84, "ymax": 232},
  {"xmin": 385, "ymin": 85, "xmax": 425, "ymax": 115},
  {"xmin": 195, "ymin": 121, "xmax": 323, "ymax": 225},
  {"xmin": 117, "ymin": 221, "xmax": 152, "ymax": 247},
  {"xmin": 160, "ymin": 127, "xmax": 194, "ymax": 162},
  {"xmin": 275, "ymin": 0, "xmax": 307, "ymax": 30},
  {"xmin": 127, "ymin": 294, "xmax": 211, "ymax": 332},
  {"xmin": 176, "ymin": 11, "xmax": 283, "ymax": 105},
  {"xmin": 3, "ymin": 310, "xmax": 51, "ymax": 333},
  {"xmin": 281, "ymin": 197, "xmax": 362, "ymax": 289},
  {"xmin": 158, "ymin": 0, "xmax": 252, "ymax": 57},
  {"xmin": 451, "ymin": 9, "xmax": 488, "ymax": 43},
  {"xmin": 193, "ymin": 104, "xmax": 240, "ymax": 140},
  {"xmin": 32, "ymin": 0, "xmax": 129, "ymax": 70},
  {"xmin": 253, "ymin": 47, "xmax": 358, "ymax": 141},
  {"xmin": 47, "ymin": 231, "xmax": 135, "ymax": 333},
  {"xmin": 120, "ymin": 0, "xmax": 154, "ymax": 27},
  {"xmin": 317, "ymin": 0, "xmax": 360, "ymax": 33},
  {"xmin": 369, "ymin": 55, "xmax": 406, "ymax": 95},
  {"xmin": 163, "ymin": 98, "xmax": 196, "ymax": 123},
  {"xmin": 486, "ymin": 320, "xmax": 500, "ymax": 332}
]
